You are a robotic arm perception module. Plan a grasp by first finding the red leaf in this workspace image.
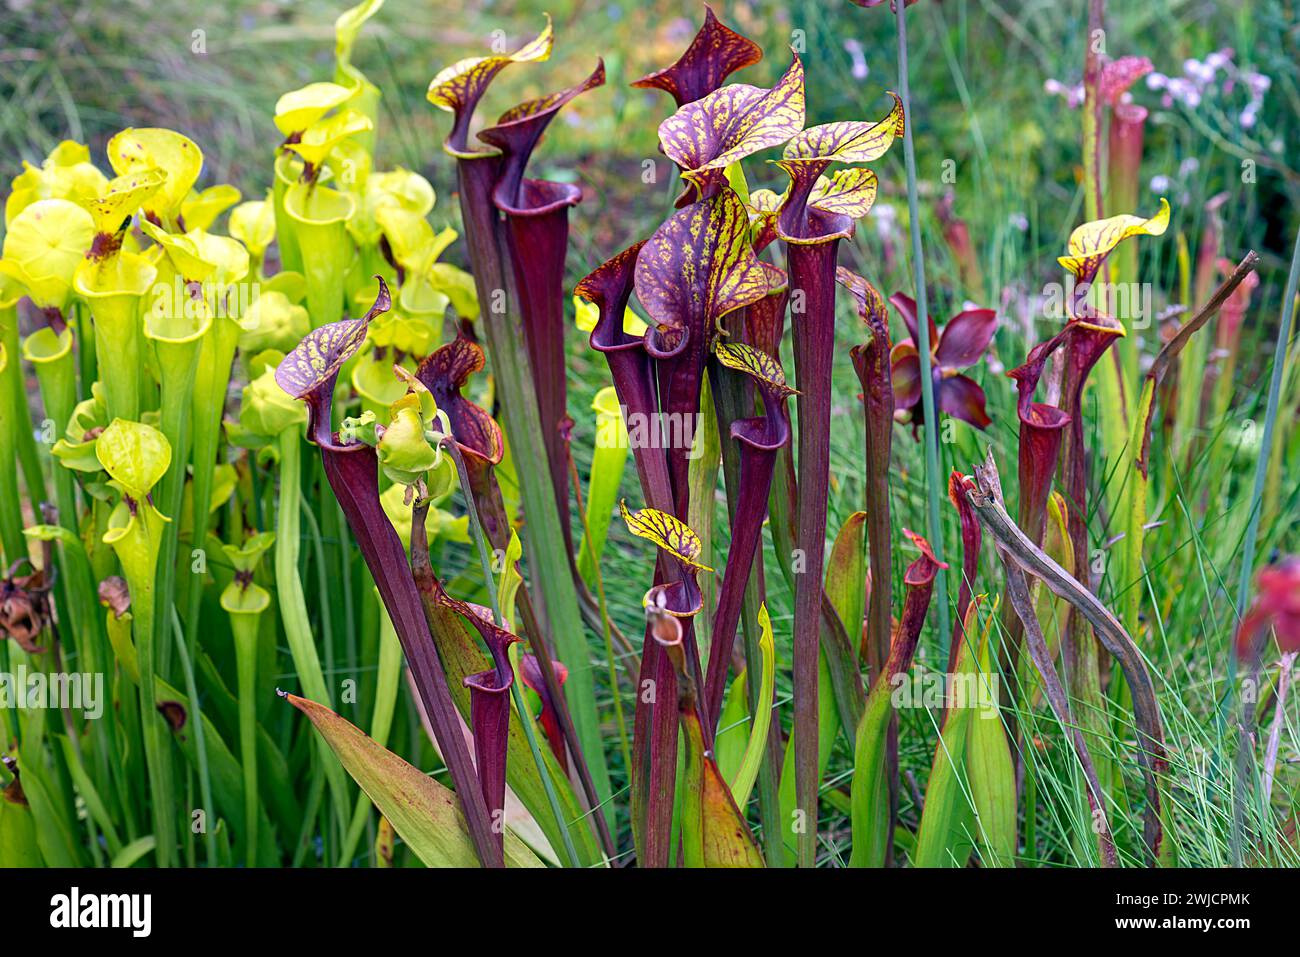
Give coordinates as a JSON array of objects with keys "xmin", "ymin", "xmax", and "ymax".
[
  {"xmin": 888, "ymin": 291, "xmax": 938, "ymax": 352},
  {"xmin": 935, "ymin": 307, "xmax": 998, "ymax": 368},
  {"xmin": 937, "ymin": 374, "xmax": 991, "ymax": 429}
]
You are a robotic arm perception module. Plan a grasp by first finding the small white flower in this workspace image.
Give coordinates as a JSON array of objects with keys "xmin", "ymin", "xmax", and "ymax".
[
  {"xmin": 1244, "ymin": 71, "xmax": 1272, "ymax": 95},
  {"xmin": 843, "ymin": 39, "xmax": 869, "ymax": 81},
  {"xmin": 873, "ymin": 204, "xmax": 898, "ymax": 238},
  {"xmin": 1183, "ymin": 58, "xmax": 1216, "ymax": 86},
  {"xmin": 1149, "ymin": 174, "xmax": 1171, "ymax": 193},
  {"xmin": 1168, "ymin": 78, "xmax": 1201, "ymax": 107}
]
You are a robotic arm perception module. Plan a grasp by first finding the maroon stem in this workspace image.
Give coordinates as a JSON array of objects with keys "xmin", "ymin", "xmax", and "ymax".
[
  {"xmin": 851, "ymin": 331, "xmax": 894, "ymax": 681},
  {"xmin": 701, "ymin": 371, "xmax": 783, "ymax": 734},
  {"xmin": 465, "ymin": 672, "xmax": 512, "ymax": 841},
  {"xmin": 1017, "ymin": 420, "xmax": 1066, "ymax": 547},
  {"xmin": 787, "ymin": 238, "xmax": 840, "ymax": 867},
  {"xmin": 500, "ymin": 204, "xmax": 575, "ymax": 551},
  {"xmin": 453, "ymin": 157, "xmax": 506, "ymax": 308},
  {"xmin": 631, "ymin": 553, "xmax": 680, "ymax": 867}
]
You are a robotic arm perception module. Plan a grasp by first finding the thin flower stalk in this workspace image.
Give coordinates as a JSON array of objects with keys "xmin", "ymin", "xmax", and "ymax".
[
  {"xmin": 1232, "ymin": 231, "xmax": 1300, "ymax": 691},
  {"xmin": 890, "ymin": 0, "xmax": 952, "ymax": 658},
  {"xmin": 219, "ymin": 531, "xmax": 275, "ymax": 866}
]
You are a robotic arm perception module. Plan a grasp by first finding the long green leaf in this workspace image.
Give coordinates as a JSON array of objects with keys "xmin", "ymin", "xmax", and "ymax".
[
  {"xmin": 728, "ymin": 604, "xmax": 776, "ymax": 810},
  {"xmin": 287, "ymin": 692, "xmax": 543, "ymax": 868}
]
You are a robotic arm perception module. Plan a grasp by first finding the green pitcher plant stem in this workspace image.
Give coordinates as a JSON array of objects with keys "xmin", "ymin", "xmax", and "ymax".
[{"xmin": 274, "ymin": 425, "xmax": 352, "ymax": 832}]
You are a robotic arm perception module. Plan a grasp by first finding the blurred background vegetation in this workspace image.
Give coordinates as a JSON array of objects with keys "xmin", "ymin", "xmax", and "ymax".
[{"xmin": 4, "ymin": 0, "xmax": 1296, "ymax": 282}]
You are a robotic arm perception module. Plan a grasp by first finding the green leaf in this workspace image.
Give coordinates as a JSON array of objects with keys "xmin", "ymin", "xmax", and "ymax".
[
  {"xmin": 847, "ymin": 677, "xmax": 895, "ymax": 868},
  {"xmin": 913, "ymin": 603, "xmax": 982, "ymax": 868},
  {"xmin": 816, "ymin": 512, "xmax": 868, "ymax": 760},
  {"xmin": 110, "ymin": 836, "xmax": 157, "ymax": 869},
  {"xmin": 576, "ymin": 386, "xmax": 629, "ymax": 587},
  {"xmin": 286, "ymin": 692, "xmax": 544, "ymax": 867},
  {"xmin": 778, "ymin": 650, "xmax": 836, "ymax": 866},
  {"xmin": 728, "ymin": 603, "xmax": 775, "ymax": 810},
  {"xmin": 824, "ymin": 511, "xmax": 867, "ymax": 664},
  {"xmin": 0, "ymin": 782, "xmax": 42, "ymax": 867},
  {"xmin": 966, "ymin": 611, "xmax": 1016, "ymax": 867},
  {"xmin": 153, "ymin": 674, "xmax": 280, "ymax": 867},
  {"xmin": 714, "ymin": 666, "xmax": 750, "ymax": 785},
  {"xmin": 496, "ymin": 529, "xmax": 524, "ymax": 633},
  {"xmin": 95, "ymin": 418, "xmax": 171, "ymax": 500},
  {"xmin": 678, "ymin": 702, "xmax": 765, "ymax": 868}
]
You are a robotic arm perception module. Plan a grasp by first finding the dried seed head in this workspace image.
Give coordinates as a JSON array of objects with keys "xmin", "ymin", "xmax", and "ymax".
[
  {"xmin": 0, "ymin": 560, "xmax": 54, "ymax": 653},
  {"xmin": 98, "ymin": 575, "xmax": 132, "ymax": 617}
]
